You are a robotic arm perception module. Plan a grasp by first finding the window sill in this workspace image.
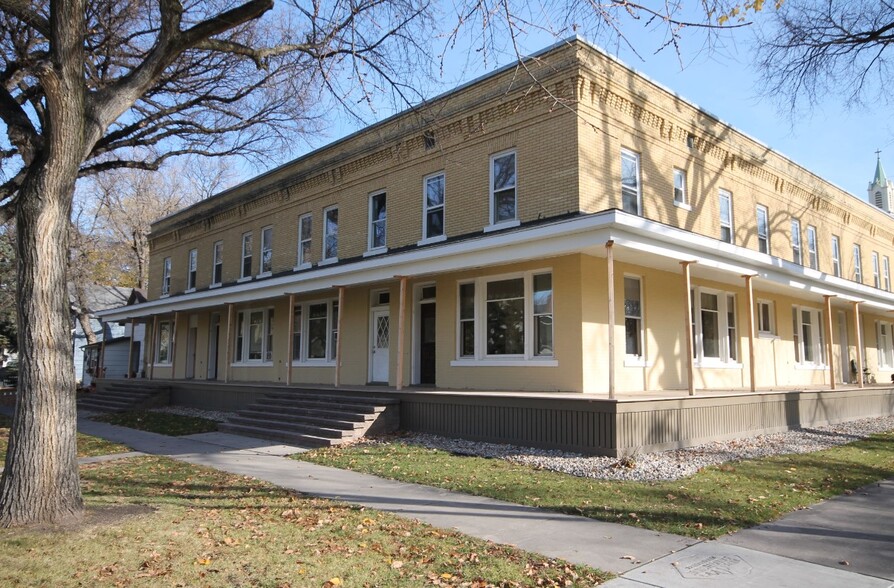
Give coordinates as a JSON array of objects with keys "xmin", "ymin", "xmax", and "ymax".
[
  {"xmin": 291, "ymin": 360, "xmax": 335, "ymax": 367},
  {"xmin": 319, "ymin": 257, "xmax": 338, "ymax": 266},
  {"xmin": 417, "ymin": 235, "xmax": 447, "ymax": 246},
  {"xmin": 450, "ymin": 358, "xmax": 558, "ymax": 367},
  {"xmin": 184, "ymin": 288, "xmax": 196, "ymax": 294},
  {"xmin": 363, "ymin": 247, "xmax": 388, "ymax": 258},
  {"xmin": 694, "ymin": 361, "xmax": 743, "ymax": 370},
  {"xmin": 293, "ymin": 262, "xmax": 312, "ymax": 272},
  {"xmin": 624, "ymin": 357, "xmax": 653, "ymax": 368},
  {"xmin": 483, "ymin": 219, "xmax": 521, "ymax": 233},
  {"xmin": 152, "ymin": 363, "xmax": 172, "ymax": 368},
  {"xmin": 757, "ymin": 332, "xmax": 779, "ymax": 340},
  {"xmin": 230, "ymin": 362, "xmax": 274, "ymax": 368},
  {"xmin": 793, "ymin": 363, "xmax": 828, "ymax": 371},
  {"xmin": 256, "ymin": 271, "xmax": 272, "ymax": 279},
  {"xmin": 159, "ymin": 294, "xmax": 170, "ymax": 299},
  {"xmin": 209, "ymin": 283, "xmax": 222, "ymax": 290},
  {"xmin": 237, "ymin": 276, "xmax": 252, "ymax": 283},
  {"xmin": 673, "ymin": 201, "xmax": 691, "ymax": 211}
]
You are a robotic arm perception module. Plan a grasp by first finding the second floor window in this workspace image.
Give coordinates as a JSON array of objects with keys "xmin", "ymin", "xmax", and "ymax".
[
  {"xmin": 885, "ymin": 257, "xmax": 891, "ymax": 291},
  {"xmin": 621, "ymin": 149, "xmax": 640, "ymax": 215},
  {"xmin": 424, "ymin": 173, "xmax": 445, "ymax": 240},
  {"xmin": 673, "ymin": 168, "xmax": 687, "ymax": 206},
  {"xmin": 324, "ymin": 206, "xmax": 338, "ymax": 260},
  {"xmin": 298, "ymin": 214, "xmax": 312, "ymax": 267},
  {"xmin": 491, "ymin": 151, "xmax": 517, "ymax": 224},
  {"xmin": 854, "ymin": 244, "xmax": 863, "ymax": 283},
  {"xmin": 831, "ymin": 236, "xmax": 841, "ymax": 277},
  {"xmin": 187, "ymin": 249, "xmax": 197, "ymax": 290},
  {"xmin": 719, "ymin": 190, "xmax": 733, "ymax": 243},
  {"xmin": 791, "ymin": 219, "xmax": 802, "ymax": 264},
  {"xmin": 369, "ymin": 192, "xmax": 387, "ymax": 250},
  {"xmin": 241, "ymin": 233, "xmax": 252, "ymax": 279},
  {"xmin": 260, "ymin": 227, "xmax": 273, "ymax": 274},
  {"xmin": 756, "ymin": 205, "xmax": 769, "ymax": 254},
  {"xmin": 873, "ymin": 252, "xmax": 881, "ymax": 288},
  {"xmin": 806, "ymin": 225, "xmax": 818, "ymax": 270},
  {"xmin": 212, "ymin": 241, "xmax": 223, "ymax": 286},
  {"xmin": 161, "ymin": 257, "xmax": 171, "ymax": 296}
]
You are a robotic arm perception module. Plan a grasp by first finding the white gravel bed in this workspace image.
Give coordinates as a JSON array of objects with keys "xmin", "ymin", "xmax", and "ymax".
[
  {"xmin": 391, "ymin": 415, "xmax": 894, "ymax": 482},
  {"xmin": 149, "ymin": 406, "xmax": 236, "ymax": 423}
]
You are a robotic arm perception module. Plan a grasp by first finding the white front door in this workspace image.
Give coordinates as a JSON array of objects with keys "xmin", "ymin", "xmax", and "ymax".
[{"xmin": 370, "ymin": 309, "xmax": 390, "ymax": 383}]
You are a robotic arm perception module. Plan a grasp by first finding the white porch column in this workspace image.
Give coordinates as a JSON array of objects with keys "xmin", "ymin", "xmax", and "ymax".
[
  {"xmin": 335, "ymin": 286, "xmax": 345, "ymax": 387},
  {"xmin": 681, "ymin": 261, "xmax": 697, "ymax": 396},
  {"xmin": 287, "ymin": 294, "xmax": 295, "ymax": 386},
  {"xmin": 824, "ymin": 295, "xmax": 837, "ymax": 390},
  {"xmin": 853, "ymin": 301, "xmax": 864, "ymax": 388},
  {"xmin": 171, "ymin": 312, "xmax": 180, "ymax": 380},
  {"xmin": 98, "ymin": 320, "xmax": 106, "ymax": 380},
  {"xmin": 128, "ymin": 319, "xmax": 136, "ymax": 378},
  {"xmin": 225, "ymin": 303, "xmax": 234, "ymax": 384},
  {"xmin": 396, "ymin": 276, "xmax": 408, "ymax": 391},
  {"xmin": 606, "ymin": 241, "xmax": 616, "ymax": 400},
  {"xmin": 743, "ymin": 274, "xmax": 756, "ymax": 393},
  {"xmin": 149, "ymin": 315, "xmax": 158, "ymax": 380}
]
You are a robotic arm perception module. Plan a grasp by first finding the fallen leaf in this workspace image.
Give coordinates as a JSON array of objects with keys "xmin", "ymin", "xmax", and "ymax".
[
  {"xmin": 620, "ymin": 555, "xmax": 637, "ymax": 561},
  {"xmin": 391, "ymin": 560, "xmax": 403, "ymax": 569}
]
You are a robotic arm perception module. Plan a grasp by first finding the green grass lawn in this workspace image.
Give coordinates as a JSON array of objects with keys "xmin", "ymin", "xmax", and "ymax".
[
  {"xmin": 298, "ymin": 431, "xmax": 894, "ymax": 539},
  {"xmin": 0, "ymin": 455, "xmax": 610, "ymax": 587},
  {"xmin": 92, "ymin": 410, "xmax": 219, "ymax": 436},
  {"xmin": 0, "ymin": 413, "xmax": 129, "ymax": 462}
]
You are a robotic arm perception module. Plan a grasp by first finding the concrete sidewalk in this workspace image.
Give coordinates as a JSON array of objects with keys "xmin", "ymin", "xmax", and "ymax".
[{"xmin": 69, "ymin": 415, "xmax": 894, "ymax": 586}]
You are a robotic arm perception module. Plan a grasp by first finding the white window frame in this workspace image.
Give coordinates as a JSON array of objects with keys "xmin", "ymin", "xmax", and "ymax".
[
  {"xmin": 791, "ymin": 219, "xmax": 802, "ymax": 265},
  {"xmin": 296, "ymin": 213, "xmax": 312, "ymax": 270},
  {"xmin": 806, "ymin": 225, "xmax": 818, "ymax": 270},
  {"xmin": 624, "ymin": 275, "xmax": 646, "ymax": 364},
  {"xmin": 161, "ymin": 257, "xmax": 171, "ymax": 297},
  {"xmin": 421, "ymin": 172, "xmax": 446, "ymax": 243},
  {"xmin": 872, "ymin": 251, "xmax": 881, "ymax": 288},
  {"xmin": 367, "ymin": 191, "xmax": 387, "ymax": 252},
  {"xmin": 831, "ymin": 236, "xmax": 841, "ymax": 277},
  {"xmin": 233, "ymin": 307, "xmax": 275, "ymax": 365},
  {"xmin": 155, "ymin": 319, "xmax": 173, "ymax": 365},
  {"xmin": 690, "ymin": 286, "xmax": 740, "ymax": 367},
  {"xmin": 792, "ymin": 305, "xmax": 826, "ymax": 368},
  {"xmin": 756, "ymin": 299, "xmax": 776, "ymax": 337},
  {"xmin": 211, "ymin": 241, "xmax": 223, "ymax": 287},
  {"xmin": 186, "ymin": 248, "xmax": 197, "ymax": 292},
  {"xmin": 451, "ymin": 269, "xmax": 557, "ymax": 366},
  {"xmin": 885, "ymin": 256, "xmax": 891, "ymax": 291},
  {"xmin": 322, "ymin": 206, "xmax": 338, "ymax": 263},
  {"xmin": 620, "ymin": 149, "xmax": 641, "ymax": 216},
  {"xmin": 853, "ymin": 244, "xmax": 863, "ymax": 283},
  {"xmin": 240, "ymin": 232, "xmax": 252, "ymax": 281},
  {"xmin": 291, "ymin": 298, "xmax": 339, "ymax": 365},
  {"xmin": 259, "ymin": 226, "xmax": 273, "ymax": 276},
  {"xmin": 489, "ymin": 150, "xmax": 518, "ymax": 228},
  {"xmin": 718, "ymin": 189, "xmax": 733, "ymax": 244},
  {"xmin": 756, "ymin": 205, "xmax": 769, "ymax": 254},
  {"xmin": 673, "ymin": 168, "xmax": 689, "ymax": 209},
  {"xmin": 878, "ymin": 320, "xmax": 894, "ymax": 369}
]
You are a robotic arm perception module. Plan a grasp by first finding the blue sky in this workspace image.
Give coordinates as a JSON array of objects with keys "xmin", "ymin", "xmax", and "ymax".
[{"xmin": 265, "ymin": 8, "xmax": 890, "ymax": 203}]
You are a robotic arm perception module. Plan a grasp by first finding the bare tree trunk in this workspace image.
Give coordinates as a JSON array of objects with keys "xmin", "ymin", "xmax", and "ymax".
[{"xmin": 0, "ymin": 166, "xmax": 82, "ymax": 526}]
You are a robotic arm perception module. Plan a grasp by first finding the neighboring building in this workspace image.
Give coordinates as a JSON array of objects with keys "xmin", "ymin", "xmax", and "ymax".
[
  {"xmin": 99, "ymin": 39, "xmax": 894, "ymax": 414},
  {"xmin": 74, "ymin": 285, "xmax": 145, "ymax": 386}
]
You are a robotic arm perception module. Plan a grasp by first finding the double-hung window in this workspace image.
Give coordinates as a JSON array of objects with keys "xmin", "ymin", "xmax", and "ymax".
[
  {"xmin": 878, "ymin": 321, "xmax": 894, "ymax": 368},
  {"xmin": 292, "ymin": 300, "xmax": 339, "ymax": 363},
  {"xmin": 673, "ymin": 168, "xmax": 687, "ymax": 206},
  {"xmin": 155, "ymin": 320, "xmax": 173, "ymax": 364},
  {"xmin": 161, "ymin": 257, "xmax": 171, "ymax": 296},
  {"xmin": 853, "ymin": 244, "xmax": 863, "ymax": 283},
  {"xmin": 792, "ymin": 306, "xmax": 825, "ymax": 367},
  {"xmin": 368, "ymin": 192, "xmax": 387, "ymax": 251},
  {"xmin": 297, "ymin": 214, "xmax": 312, "ymax": 268},
  {"xmin": 186, "ymin": 249, "xmax": 197, "ymax": 291},
  {"xmin": 624, "ymin": 276, "xmax": 643, "ymax": 359},
  {"xmin": 323, "ymin": 206, "xmax": 338, "ymax": 261},
  {"xmin": 211, "ymin": 241, "xmax": 223, "ymax": 286},
  {"xmin": 620, "ymin": 149, "xmax": 641, "ymax": 215},
  {"xmin": 259, "ymin": 226, "xmax": 273, "ymax": 275},
  {"xmin": 690, "ymin": 287, "xmax": 738, "ymax": 365},
  {"xmin": 806, "ymin": 226, "xmax": 818, "ymax": 270},
  {"xmin": 455, "ymin": 271, "xmax": 554, "ymax": 362},
  {"xmin": 756, "ymin": 205, "xmax": 769, "ymax": 254},
  {"xmin": 235, "ymin": 308, "xmax": 274, "ymax": 363},
  {"xmin": 873, "ymin": 252, "xmax": 881, "ymax": 288},
  {"xmin": 756, "ymin": 300, "xmax": 775, "ymax": 336},
  {"xmin": 240, "ymin": 232, "xmax": 252, "ymax": 279},
  {"xmin": 791, "ymin": 219, "xmax": 802, "ymax": 264},
  {"xmin": 490, "ymin": 151, "xmax": 517, "ymax": 225},
  {"xmin": 831, "ymin": 236, "xmax": 841, "ymax": 277},
  {"xmin": 423, "ymin": 173, "xmax": 445, "ymax": 240},
  {"xmin": 885, "ymin": 256, "xmax": 891, "ymax": 291},
  {"xmin": 718, "ymin": 190, "xmax": 733, "ymax": 243}
]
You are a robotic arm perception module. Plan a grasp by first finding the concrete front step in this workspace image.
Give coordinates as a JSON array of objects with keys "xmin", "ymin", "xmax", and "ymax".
[
  {"xmin": 244, "ymin": 404, "xmax": 378, "ymax": 422},
  {"xmin": 217, "ymin": 422, "xmax": 340, "ymax": 448},
  {"xmin": 227, "ymin": 415, "xmax": 352, "ymax": 439},
  {"xmin": 255, "ymin": 396, "xmax": 390, "ymax": 414},
  {"xmin": 237, "ymin": 409, "xmax": 366, "ymax": 430},
  {"xmin": 78, "ymin": 383, "xmax": 170, "ymax": 413}
]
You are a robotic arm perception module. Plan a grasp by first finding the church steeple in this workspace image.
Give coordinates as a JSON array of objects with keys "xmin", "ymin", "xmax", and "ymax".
[{"xmin": 869, "ymin": 150, "xmax": 893, "ymax": 213}]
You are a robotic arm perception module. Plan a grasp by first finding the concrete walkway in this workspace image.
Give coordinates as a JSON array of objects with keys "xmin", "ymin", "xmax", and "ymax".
[{"xmin": 67, "ymin": 416, "xmax": 894, "ymax": 586}]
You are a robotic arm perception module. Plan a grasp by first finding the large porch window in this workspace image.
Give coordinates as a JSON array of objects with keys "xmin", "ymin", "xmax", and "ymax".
[
  {"xmin": 155, "ymin": 320, "xmax": 173, "ymax": 364},
  {"xmin": 690, "ymin": 287, "xmax": 739, "ymax": 366},
  {"xmin": 234, "ymin": 308, "xmax": 274, "ymax": 364},
  {"xmin": 878, "ymin": 321, "xmax": 894, "ymax": 369},
  {"xmin": 454, "ymin": 270, "xmax": 554, "ymax": 363},
  {"xmin": 292, "ymin": 299, "xmax": 339, "ymax": 364},
  {"xmin": 792, "ymin": 306, "xmax": 826, "ymax": 367}
]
